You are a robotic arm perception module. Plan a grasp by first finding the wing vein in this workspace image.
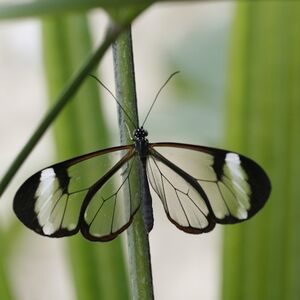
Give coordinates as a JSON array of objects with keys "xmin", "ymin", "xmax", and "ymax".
[{"xmin": 59, "ymin": 194, "xmax": 69, "ymax": 228}]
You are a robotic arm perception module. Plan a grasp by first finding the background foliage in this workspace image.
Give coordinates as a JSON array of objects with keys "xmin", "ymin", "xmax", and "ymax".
[{"xmin": 1, "ymin": 1, "xmax": 299, "ymax": 299}]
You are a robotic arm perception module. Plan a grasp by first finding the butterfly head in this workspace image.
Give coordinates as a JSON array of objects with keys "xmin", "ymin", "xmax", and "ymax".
[{"xmin": 133, "ymin": 127, "xmax": 148, "ymax": 141}]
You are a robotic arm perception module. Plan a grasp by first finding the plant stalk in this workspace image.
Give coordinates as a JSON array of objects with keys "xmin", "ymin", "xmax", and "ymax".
[
  {"xmin": 112, "ymin": 26, "xmax": 154, "ymax": 300},
  {"xmin": 0, "ymin": 23, "xmax": 123, "ymax": 196}
]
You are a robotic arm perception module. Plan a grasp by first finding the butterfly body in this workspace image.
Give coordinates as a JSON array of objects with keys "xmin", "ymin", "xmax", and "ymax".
[{"xmin": 132, "ymin": 126, "xmax": 154, "ymax": 233}]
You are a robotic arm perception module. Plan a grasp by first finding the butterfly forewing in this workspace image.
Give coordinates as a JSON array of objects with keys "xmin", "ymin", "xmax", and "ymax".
[
  {"xmin": 13, "ymin": 145, "xmax": 136, "ymax": 239},
  {"xmin": 149, "ymin": 143, "xmax": 270, "ymax": 229}
]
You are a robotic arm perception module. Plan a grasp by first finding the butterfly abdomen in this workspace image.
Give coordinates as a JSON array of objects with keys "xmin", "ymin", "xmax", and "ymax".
[{"xmin": 141, "ymin": 160, "xmax": 154, "ymax": 233}]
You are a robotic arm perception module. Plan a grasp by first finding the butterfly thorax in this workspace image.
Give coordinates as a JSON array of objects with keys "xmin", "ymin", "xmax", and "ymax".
[{"xmin": 133, "ymin": 127, "xmax": 149, "ymax": 159}]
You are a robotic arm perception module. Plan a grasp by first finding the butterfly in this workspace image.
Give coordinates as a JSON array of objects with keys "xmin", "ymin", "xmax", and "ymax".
[{"xmin": 13, "ymin": 73, "xmax": 271, "ymax": 242}]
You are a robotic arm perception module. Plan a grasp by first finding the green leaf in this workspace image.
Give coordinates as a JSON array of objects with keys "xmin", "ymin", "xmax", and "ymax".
[
  {"xmin": 222, "ymin": 2, "xmax": 300, "ymax": 300},
  {"xmin": 42, "ymin": 13, "xmax": 130, "ymax": 300}
]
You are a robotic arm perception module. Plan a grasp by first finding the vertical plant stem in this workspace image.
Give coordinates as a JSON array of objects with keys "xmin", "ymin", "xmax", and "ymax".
[{"xmin": 112, "ymin": 25, "xmax": 154, "ymax": 300}]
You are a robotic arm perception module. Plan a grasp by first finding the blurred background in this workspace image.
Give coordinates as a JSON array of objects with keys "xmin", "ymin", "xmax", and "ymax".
[{"xmin": 1, "ymin": 1, "xmax": 299, "ymax": 300}]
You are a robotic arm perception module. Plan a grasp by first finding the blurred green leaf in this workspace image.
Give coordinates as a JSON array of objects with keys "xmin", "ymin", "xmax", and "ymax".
[
  {"xmin": 42, "ymin": 13, "xmax": 129, "ymax": 300},
  {"xmin": 222, "ymin": 2, "xmax": 300, "ymax": 300},
  {"xmin": 0, "ymin": 0, "xmax": 152, "ymax": 20},
  {"xmin": 0, "ymin": 0, "xmax": 210, "ymax": 21}
]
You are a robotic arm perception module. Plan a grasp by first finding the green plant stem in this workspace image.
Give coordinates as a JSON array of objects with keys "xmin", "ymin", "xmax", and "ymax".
[
  {"xmin": 112, "ymin": 27, "xmax": 154, "ymax": 300},
  {"xmin": 0, "ymin": 23, "xmax": 124, "ymax": 197}
]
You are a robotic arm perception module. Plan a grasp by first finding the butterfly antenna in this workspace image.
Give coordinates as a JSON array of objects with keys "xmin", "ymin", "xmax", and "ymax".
[
  {"xmin": 142, "ymin": 71, "xmax": 180, "ymax": 127},
  {"xmin": 89, "ymin": 74, "xmax": 136, "ymax": 129}
]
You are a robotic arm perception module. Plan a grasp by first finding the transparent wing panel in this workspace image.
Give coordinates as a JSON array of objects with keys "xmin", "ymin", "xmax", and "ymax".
[
  {"xmin": 81, "ymin": 156, "xmax": 141, "ymax": 241},
  {"xmin": 147, "ymin": 155, "xmax": 215, "ymax": 233}
]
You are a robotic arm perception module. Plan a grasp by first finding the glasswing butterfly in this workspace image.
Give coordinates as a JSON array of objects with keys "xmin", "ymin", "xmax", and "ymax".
[{"xmin": 13, "ymin": 73, "xmax": 271, "ymax": 242}]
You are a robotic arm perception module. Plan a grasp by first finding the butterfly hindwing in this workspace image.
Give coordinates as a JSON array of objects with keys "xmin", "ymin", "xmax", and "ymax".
[
  {"xmin": 13, "ymin": 145, "xmax": 138, "ymax": 240},
  {"xmin": 147, "ymin": 153, "xmax": 216, "ymax": 233},
  {"xmin": 148, "ymin": 143, "xmax": 270, "ymax": 232},
  {"xmin": 80, "ymin": 154, "xmax": 141, "ymax": 241}
]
